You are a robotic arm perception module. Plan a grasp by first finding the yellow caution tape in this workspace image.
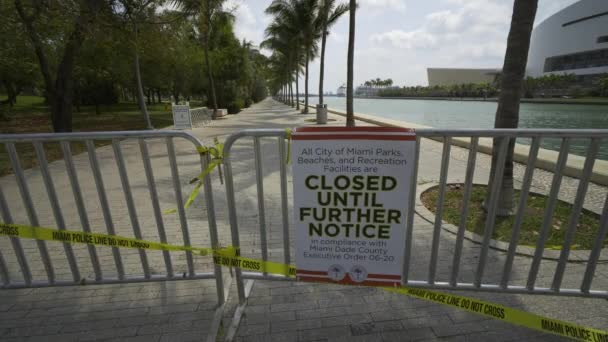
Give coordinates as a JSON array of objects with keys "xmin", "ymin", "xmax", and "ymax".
[
  {"xmin": 385, "ymin": 287, "xmax": 608, "ymax": 342},
  {"xmin": 0, "ymin": 223, "xmax": 236, "ymax": 258},
  {"xmin": 2, "ymin": 222, "xmax": 606, "ymax": 341},
  {"xmin": 212, "ymin": 254, "xmax": 296, "ymax": 277},
  {"xmin": 163, "ymin": 139, "xmax": 224, "ymax": 215}
]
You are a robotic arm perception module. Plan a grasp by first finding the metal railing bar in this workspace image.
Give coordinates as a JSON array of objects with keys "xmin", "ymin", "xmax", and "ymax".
[
  {"xmin": 60, "ymin": 141, "xmax": 103, "ymax": 281},
  {"xmin": 253, "ymin": 137, "xmax": 268, "ymax": 276},
  {"xmin": 403, "ymin": 280, "xmax": 607, "ymax": 298},
  {"xmin": 0, "ymin": 185, "xmax": 32, "ymax": 285},
  {"xmin": 165, "ymin": 137, "xmax": 195, "ymax": 277},
  {"xmin": 474, "ymin": 136, "xmax": 509, "ymax": 288},
  {"xmin": 34, "ymin": 142, "xmax": 81, "ymax": 283},
  {"xmin": 402, "ymin": 136, "xmax": 420, "ymax": 283},
  {"xmin": 238, "ymin": 270, "xmax": 608, "ymax": 298},
  {"xmin": 85, "ymin": 140, "xmax": 125, "ymax": 280},
  {"xmin": 223, "ymin": 132, "xmax": 253, "ymax": 304},
  {"xmin": 112, "ymin": 139, "xmax": 150, "ymax": 279},
  {"xmin": 450, "ymin": 137, "xmax": 478, "ymax": 286},
  {"xmin": 581, "ymin": 193, "xmax": 608, "ymax": 293},
  {"xmin": 0, "ymin": 130, "xmax": 205, "ymax": 143},
  {"xmin": 139, "ymin": 139, "xmax": 173, "ymax": 277},
  {"xmin": 121, "ymin": 128, "xmax": 608, "ymax": 141},
  {"xmin": 201, "ymin": 150, "xmax": 224, "ymax": 304},
  {"xmin": 6, "ymin": 142, "xmax": 55, "ymax": 283},
  {"xmin": 2, "ymin": 272, "xmax": 217, "ymax": 289},
  {"xmin": 429, "ymin": 137, "xmax": 451, "ymax": 283},
  {"xmin": 278, "ymin": 136, "xmax": 291, "ymax": 267},
  {"xmin": 501, "ymin": 137, "xmax": 541, "ymax": 288},
  {"xmin": 552, "ymin": 139, "xmax": 599, "ymax": 291},
  {"xmin": 0, "ymin": 247, "xmax": 8, "ymax": 286},
  {"xmin": 527, "ymin": 138, "xmax": 570, "ymax": 290}
]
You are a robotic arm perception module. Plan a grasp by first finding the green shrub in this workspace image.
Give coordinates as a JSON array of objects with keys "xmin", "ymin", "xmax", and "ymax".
[{"xmin": 227, "ymin": 98, "xmax": 244, "ymax": 114}]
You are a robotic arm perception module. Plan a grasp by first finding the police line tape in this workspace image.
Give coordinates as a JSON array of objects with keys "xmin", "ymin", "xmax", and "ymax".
[
  {"xmin": 0, "ymin": 223, "xmax": 236, "ymax": 258},
  {"xmin": 1, "ymin": 222, "xmax": 606, "ymax": 341}
]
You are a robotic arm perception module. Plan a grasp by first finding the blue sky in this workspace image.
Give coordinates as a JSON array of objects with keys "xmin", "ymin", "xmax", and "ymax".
[{"xmin": 227, "ymin": 0, "xmax": 579, "ymax": 90}]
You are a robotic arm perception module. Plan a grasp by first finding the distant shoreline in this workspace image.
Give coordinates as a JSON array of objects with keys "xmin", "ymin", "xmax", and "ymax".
[{"xmin": 307, "ymin": 95, "xmax": 608, "ymax": 105}]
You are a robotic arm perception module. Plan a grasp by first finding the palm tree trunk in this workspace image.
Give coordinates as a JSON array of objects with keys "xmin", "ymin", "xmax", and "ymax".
[
  {"xmin": 303, "ymin": 51, "xmax": 309, "ymax": 114},
  {"xmin": 346, "ymin": 0, "xmax": 356, "ymax": 127},
  {"xmin": 488, "ymin": 0, "xmax": 538, "ymax": 216},
  {"xmin": 134, "ymin": 45, "xmax": 153, "ymax": 129},
  {"xmin": 319, "ymin": 29, "xmax": 327, "ymax": 106},
  {"xmin": 296, "ymin": 68, "xmax": 300, "ymax": 110},
  {"xmin": 289, "ymin": 82, "xmax": 294, "ymax": 106},
  {"xmin": 204, "ymin": 1, "xmax": 218, "ymax": 119}
]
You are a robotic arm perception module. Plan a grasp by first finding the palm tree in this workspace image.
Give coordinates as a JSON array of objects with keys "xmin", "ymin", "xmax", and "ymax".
[
  {"xmin": 345, "ymin": 0, "xmax": 356, "ymax": 127},
  {"xmin": 488, "ymin": 0, "xmax": 538, "ymax": 216},
  {"xmin": 266, "ymin": 0, "xmax": 318, "ymax": 113},
  {"xmin": 262, "ymin": 12, "xmax": 304, "ymax": 109},
  {"xmin": 317, "ymin": 0, "xmax": 348, "ymax": 107},
  {"xmin": 300, "ymin": 0, "xmax": 320, "ymax": 114}
]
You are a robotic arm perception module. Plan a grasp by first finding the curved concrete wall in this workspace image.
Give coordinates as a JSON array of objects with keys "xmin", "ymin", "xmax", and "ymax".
[{"xmin": 527, "ymin": 0, "xmax": 608, "ymax": 77}]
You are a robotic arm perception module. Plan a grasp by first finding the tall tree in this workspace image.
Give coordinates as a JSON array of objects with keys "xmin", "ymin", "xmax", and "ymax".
[
  {"xmin": 266, "ymin": 0, "xmax": 319, "ymax": 114},
  {"xmin": 0, "ymin": 3, "xmax": 38, "ymax": 108},
  {"xmin": 200, "ymin": 0, "xmax": 221, "ymax": 119},
  {"xmin": 14, "ymin": 0, "xmax": 105, "ymax": 132},
  {"xmin": 299, "ymin": 0, "xmax": 319, "ymax": 114},
  {"xmin": 345, "ymin": 0, "xmax": 356, "ymax": 127},
  {"xmin": 488, "ymin": 0, "xmax": 538, "ymax": 215},
  {"xmin": 317, "ymin": 0, "xmax": 348, "ymax": 107}
]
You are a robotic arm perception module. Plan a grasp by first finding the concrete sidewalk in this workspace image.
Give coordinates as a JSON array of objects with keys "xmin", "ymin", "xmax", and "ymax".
[{"xmin": 0, "ymin": 98, "xmax": 606, "ymax": 341}]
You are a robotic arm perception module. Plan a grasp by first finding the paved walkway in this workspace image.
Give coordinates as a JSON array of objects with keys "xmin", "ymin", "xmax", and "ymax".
[{"xmin": 0, "ymin": 98, "xmax": 606, "ymax": 341}]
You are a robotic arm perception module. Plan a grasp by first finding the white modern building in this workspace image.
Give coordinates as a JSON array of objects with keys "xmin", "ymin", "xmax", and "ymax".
[
  {"xmin": 526, "ymin": 0, "xmax": 608, "ymax": 80},
  {"xmin": 336, "ymin": 84, "xmax": 346, "ymax": 97}
]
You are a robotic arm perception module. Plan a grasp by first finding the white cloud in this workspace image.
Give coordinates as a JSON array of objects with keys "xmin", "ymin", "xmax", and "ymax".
[
  {"xmin": 358, "ymin": 0, "xmax": 406, "ymax": 12},
  {"xmin": 228, "ymin": 0, "xmax": 264, "ymax": 44},
  {"xmin": 370, "ymin": 0, "xmax": 512, "ymax": 65},
  {"xmin": 329, "ymin": 31, "xmax": 345, "ymax": 43},
  {"xmin": 370, "ymin": 29, "xmax": 438, "ymax": 49},
  {"xmin": 426, "ymin": 10, "xmax": 464, "ymax": 32}
]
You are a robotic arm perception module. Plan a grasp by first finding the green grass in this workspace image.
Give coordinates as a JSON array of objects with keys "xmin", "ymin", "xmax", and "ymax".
[
  {"xmin": 420, "ymin": 184, "xmax": 605, "ymax": 250},
  {"xmin": 0, "ymin": 95, "xmax": 180, "ymax": 176}
]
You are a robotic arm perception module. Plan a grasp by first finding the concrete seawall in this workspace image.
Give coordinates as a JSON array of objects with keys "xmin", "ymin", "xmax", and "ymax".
[{"xmin": 301, "ymin": 103, "xmax": 608, "ymax": 185}]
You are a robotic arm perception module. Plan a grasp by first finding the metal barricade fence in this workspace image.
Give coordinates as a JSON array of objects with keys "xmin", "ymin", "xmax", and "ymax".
[
  {"xmin": 191, "ymin": 107, "xmax": 212, "ymax": 127},
  {"xmin": 0, "ymin": 131, "xmax": 225, "ymax": 305},
  {"xmin": 222, "ymin": 128, "xmax": 608, "ymax": 304}
]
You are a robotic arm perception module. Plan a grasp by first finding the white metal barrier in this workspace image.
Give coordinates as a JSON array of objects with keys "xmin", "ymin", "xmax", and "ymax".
[
  {"xmin": 1, "ymin": 128, "xmax": 607, "ymax": 308},
  {"xmin": 191, "ymin": 107, "xmax": 212, "ymax": 127},
  {"xmin": 222, "ymin": 128, "xmax": 608, "ymax": 303},
  {"xmin": 0, "ymin": 131, "xmax": 225, "ymax": 305}
]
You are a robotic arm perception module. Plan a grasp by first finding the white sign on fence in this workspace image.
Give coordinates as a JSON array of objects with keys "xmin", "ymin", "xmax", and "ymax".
[
  {"xmin": 172, "ymin": 104, "xmax": 193, "ymax": 130},
  {"xmin": 292, "ymin": 127, "xmax": 416, "ymax": 286}
]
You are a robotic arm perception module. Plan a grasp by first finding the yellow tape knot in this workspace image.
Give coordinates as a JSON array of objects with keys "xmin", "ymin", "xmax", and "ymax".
[{"xmin": 165, "ymin": 138, "xmax": 226, "ymax": 215}]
